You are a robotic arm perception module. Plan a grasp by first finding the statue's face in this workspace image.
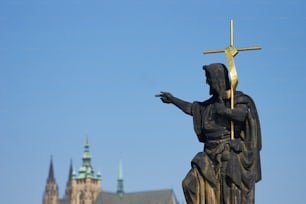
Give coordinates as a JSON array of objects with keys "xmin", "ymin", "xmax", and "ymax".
[
  {"xmin": 204, "ymin": 63, "xmax": 230, "ymax": 98},
  {"xmin": 206, "ymin": 72, "xmax": 218, "ymax": 96}
]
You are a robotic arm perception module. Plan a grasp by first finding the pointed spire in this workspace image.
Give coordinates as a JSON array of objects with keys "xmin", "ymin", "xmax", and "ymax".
[
  {"xmin": 85, "ymin": 133, "xmax": 89, "ymax": 147},
  {"xmin": 77, "ymin": 137, "xmax": 97, "ymax": 179},
  {"xmin": 118, "ymin": 159, "xmax": 123, "ymax": 180},
  {"xmin": 44, "ymin": 156, "xmax": 59, "ymax": 204},
  {"xmin": 47, "ymin": 156, "xmax": 55, "ymax": 182},
  {"xmin": 67, "ymin": 159, "xmax": 73, "ymax": 183},
  {"xmin": 83, "ymin": 136, "xmax": 91, "ymax": 164},
  {"xmin": 117, "ymin": 160, "xmax": 124, "ymax": 195}
]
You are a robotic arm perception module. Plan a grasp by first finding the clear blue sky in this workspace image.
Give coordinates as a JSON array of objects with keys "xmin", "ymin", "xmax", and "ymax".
[{"xmin": 1, "ymin": 0, "xmax": 306, "ymax": 203}]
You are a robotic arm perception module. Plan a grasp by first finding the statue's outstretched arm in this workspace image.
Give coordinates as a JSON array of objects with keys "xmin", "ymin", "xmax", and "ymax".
[{"xmin": 156, "ymin": 92, "xmax": 192, "ymax": 115}]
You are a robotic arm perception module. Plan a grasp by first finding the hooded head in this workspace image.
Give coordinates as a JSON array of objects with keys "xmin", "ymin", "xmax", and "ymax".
[{"xmin": 203, "ymin": 63, "xmax": 230, "ymax": 99}]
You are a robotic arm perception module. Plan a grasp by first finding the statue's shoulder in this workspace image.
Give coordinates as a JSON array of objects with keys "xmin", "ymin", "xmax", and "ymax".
[
  {"xmin": 191, "ymin": 97, "xmax": 214, "ymax": 114},
  {"xmin": 193, "ymin": 96, "xmax": 214, "ymax": 106},
  {"xmin": 235, "ymin": 91, "xmax": 256, "ymax": 106}
]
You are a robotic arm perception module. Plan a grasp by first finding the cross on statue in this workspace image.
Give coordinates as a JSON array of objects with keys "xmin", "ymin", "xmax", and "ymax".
[{"xmin": 203, "ymin": 19, "xmax": 262, "ymax": 139}]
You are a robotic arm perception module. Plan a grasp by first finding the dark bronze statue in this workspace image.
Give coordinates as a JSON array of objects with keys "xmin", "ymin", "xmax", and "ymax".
[{"xmin": 156, "ymin": 63, "xmax": 261, "ymax": 204}]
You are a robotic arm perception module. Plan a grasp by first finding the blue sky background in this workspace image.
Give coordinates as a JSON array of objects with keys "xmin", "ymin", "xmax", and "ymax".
[{"xmin": 1, "ymin": 0, "xmax": 306, "ymax": 203}]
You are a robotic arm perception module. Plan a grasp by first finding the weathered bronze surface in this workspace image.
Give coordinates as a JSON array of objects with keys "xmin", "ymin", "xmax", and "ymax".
[{"xmin": 156, "ymin": 21, "xmax": 262, "ymax": 204}]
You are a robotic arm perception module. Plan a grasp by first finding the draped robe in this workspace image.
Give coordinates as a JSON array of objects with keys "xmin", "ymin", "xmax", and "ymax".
[{"xmin": 182, "ymin": 91, "xmax": 261, "ymax": 204}]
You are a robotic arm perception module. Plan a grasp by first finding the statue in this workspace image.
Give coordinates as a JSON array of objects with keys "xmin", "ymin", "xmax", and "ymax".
[{"xmin": 156, "ymin": 20, "xmax": 262, "ymax": 204}]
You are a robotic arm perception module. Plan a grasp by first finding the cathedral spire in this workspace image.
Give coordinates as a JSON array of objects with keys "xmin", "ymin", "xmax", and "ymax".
[
  {"xmin": 47, "ymin": 156, "xmax": 55, "ymax": 182},
  {"xmin": 83, "ymin": 136, "xmax": 91, "ymax": 166},
  {"xmin": 43, "ymin": 156, "xmax": 59, "ymax": 204},
  {"xmin": 67, "ymin": 159, "xmax": 73, "ymax": 182},
  {"xmin": 77, "ymin": 137, "xmax": 97, "ymax": 179},
  {"xmin": 117, "ymin": 159, "xmax": 124, "ymax": 195},
  {"xmin": 65, "ymin": 159, "xmax": 74, "ymax": 201}
]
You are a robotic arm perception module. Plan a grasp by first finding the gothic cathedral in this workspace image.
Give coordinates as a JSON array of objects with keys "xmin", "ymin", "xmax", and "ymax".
[
  {"xmin": 43, "ymin": 138, "xmax": 101, "ymax": 204},
  {"xmin": 42, "ymin": 138, "xmax": 178, "ymax": 204}
]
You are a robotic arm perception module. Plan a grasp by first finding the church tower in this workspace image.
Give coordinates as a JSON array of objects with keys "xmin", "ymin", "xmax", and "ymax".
[
  {"xmin": 65, "ymin": 138, "xmax": 101, "ymax": 204},
  {"xmin": 43, "ymin": 157, "xmax": 59, "ymax": 204}
]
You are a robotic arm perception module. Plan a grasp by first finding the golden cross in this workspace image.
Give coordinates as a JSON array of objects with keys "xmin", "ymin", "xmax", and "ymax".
[
  {"xmin": 203, "ymin": 20, "xmax": 262, "ymax": 54},
  {"xmin": 203, "ymin": 19, "xmax": 261, "ymax": 139}
]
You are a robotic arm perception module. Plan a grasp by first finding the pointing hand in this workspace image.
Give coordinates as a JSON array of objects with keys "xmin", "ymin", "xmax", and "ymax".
[{"xmin": 155, "ymin": 91, "xmax": 174, "ymax": 104}]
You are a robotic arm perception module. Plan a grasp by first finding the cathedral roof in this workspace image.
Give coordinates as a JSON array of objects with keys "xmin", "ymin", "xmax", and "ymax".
[{"xmin": 95, "ymin": 189, "xmax": 178, "ymax": 204}]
